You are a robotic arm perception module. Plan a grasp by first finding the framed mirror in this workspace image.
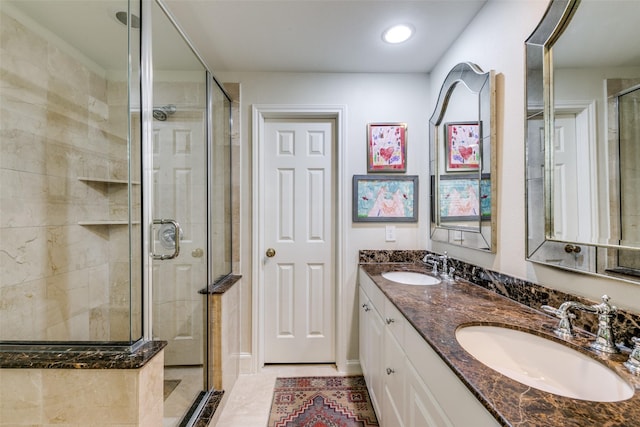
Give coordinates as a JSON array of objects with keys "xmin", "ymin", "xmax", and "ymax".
[
  {"xmin": 430, "ymin": 62, "xmax": 496, "ymax": 252},
  {"xmin": 525, "ymin": 0, "xmax": 640, "ymax": 280}
]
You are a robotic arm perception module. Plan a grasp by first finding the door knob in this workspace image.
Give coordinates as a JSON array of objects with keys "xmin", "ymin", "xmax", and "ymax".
[
  {"xmin": 266, "ymin": 248, "xmax": 276, "ymax": 257},
  {"xmin": 192, "ymin": 248, "xmax": 204, "ymax": 258}
]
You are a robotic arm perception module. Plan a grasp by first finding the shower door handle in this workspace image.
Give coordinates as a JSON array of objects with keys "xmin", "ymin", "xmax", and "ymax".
[{"xmin": 151, "ymin": 219, "xmax": 182, "ymax": 260}]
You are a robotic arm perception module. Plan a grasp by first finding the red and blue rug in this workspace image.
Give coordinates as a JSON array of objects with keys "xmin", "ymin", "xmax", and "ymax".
[{"xmin": 268, "ymin": 376, "xmax": 379, "ymax": 427}]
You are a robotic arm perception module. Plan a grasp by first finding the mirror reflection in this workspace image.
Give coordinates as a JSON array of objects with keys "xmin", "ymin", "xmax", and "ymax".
[
  {"xmin": 525, "ymin": 0, "xmax": 640, "ymax": 279},
  {"xmin": 550, "ymin": 1, "xmax": 640, "ymax": 248},
  {"xmin": 430, "ymin": 62, "xmax": 496, "ymax": 252}
]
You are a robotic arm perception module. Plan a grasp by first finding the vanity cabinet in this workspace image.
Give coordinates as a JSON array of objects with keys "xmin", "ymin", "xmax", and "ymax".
[
  {"xmin": 359, "ymin": 269, "xmax": 499, "ymax": 427},
  {"xmin": 359, "ymin": 286, "xmax": 384, "ymax": 415}
]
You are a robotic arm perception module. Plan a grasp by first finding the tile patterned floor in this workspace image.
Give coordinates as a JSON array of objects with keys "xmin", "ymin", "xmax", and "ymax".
[{"xmin": 211, "ymin": 364, "xmax": 345, "ymax": 427}]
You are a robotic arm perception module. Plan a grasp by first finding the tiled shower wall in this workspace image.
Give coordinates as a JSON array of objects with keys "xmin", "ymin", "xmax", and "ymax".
[{"xmin": 0, "ymin": 9, "xmax": 138, "ymax": 341}]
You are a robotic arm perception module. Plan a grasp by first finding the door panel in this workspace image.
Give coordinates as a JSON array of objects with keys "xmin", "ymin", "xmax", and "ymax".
[
  {"xmin": 264, "ymin": 119, "xmax": 335, "ymax": 363},
  {"xmin": 553, "ymin": 114, "xmax": 578, "ymax": 241},
  {"xmin": 152, "ymin": 112, "xmax": 206, "ymax": 366}
]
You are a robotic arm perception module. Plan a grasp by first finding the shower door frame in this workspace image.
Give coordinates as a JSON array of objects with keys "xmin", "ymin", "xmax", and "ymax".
[{"xmin": 140, "ymin": 1, "xmax": 233, "ymax": 421}]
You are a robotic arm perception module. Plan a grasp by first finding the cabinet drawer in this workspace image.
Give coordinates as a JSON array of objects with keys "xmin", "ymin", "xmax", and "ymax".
[
  {"xmin": 359, "ymin": 268, "xmax": 385, "ymax": 314},
  {"xmin": 384, "ymin": 298, "xmax": 405, "ymax": 347}
]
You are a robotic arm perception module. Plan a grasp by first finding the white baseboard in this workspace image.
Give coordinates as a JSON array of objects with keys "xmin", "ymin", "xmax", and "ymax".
[
  {"xmin": 239, "ymin": 352, "xmax": 253, "ymax": 374},
  {"xmin": 340, "ymin": 359, "xmax": 363, "ymax": 375}
]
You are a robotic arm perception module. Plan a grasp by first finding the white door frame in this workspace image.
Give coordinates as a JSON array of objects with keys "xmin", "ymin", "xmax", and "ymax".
[
  {"xmin": 252, "ymin": 104, "xmax": 348, "ymax": 373},
  {"xmin": 555, "ymin": 100, "xmax": 598, "ymax": 241}
]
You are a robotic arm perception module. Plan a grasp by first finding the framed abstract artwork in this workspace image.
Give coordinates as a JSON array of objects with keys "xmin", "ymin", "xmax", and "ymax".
[
  {"xmin": 353, "ymin": 175, "xmax": 418, "ymax": 222},
  {"xmin": 433, "ymin": 174, "xmax": 491, "ymax": 222},
  {"xmin": 445, "ymin": 122, "xmax": 481, "ymax": 171},
  {"xmin": 367, "ymin": 122, "xmax": 407, "ymax": 172}
]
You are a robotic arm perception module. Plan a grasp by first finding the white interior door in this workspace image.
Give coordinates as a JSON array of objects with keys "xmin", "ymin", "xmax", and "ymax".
[
  {"xmin": 553, "ymin": 114, "xmax": 579, "ymax": 241},
  {"xmin": 152, "ymin": 111, "xmax": 206, "ymax": 366},
  {"xmin": 263, "ymin": 119, "xmax": 335, "ymax": 364}
]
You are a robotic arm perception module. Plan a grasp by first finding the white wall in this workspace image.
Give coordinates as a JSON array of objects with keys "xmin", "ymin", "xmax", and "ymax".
[
  {"xmin": 430, "ymin": 0, "xmax": 640, "ymax": 312},
  {"xmin": 214, "ymin": 71, "xmax": 430, "ymax": 367},
  {"xmin": 217, "ymin": 0, "xmax": 640, "ymax": 371}
]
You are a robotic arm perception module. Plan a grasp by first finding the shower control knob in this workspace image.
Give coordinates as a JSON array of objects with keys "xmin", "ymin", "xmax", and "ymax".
[
  {"xmin": 266, "ymin": 248, "xmax": 276, "ymax": 258},
  {"xmin": 191, "ymin": 248, "xmax": 204, "ymax": 258}
]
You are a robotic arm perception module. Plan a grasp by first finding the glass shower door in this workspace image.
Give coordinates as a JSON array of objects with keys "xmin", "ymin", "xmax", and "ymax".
[
  {"xmin": 151, "ymin": 108, "xmax": 207, "ymax": 366},
  {"xmin": 150, "ymin": 1, "xmax": 209, "ymax": 424}
]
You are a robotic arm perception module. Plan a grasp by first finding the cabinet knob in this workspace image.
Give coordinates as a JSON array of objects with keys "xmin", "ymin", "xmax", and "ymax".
[
  {"xmin": 386, "ymin": 318, "xmax": 395, "ymax": 324},
  {"xmin": 386, "ymin": 368, "xmax": 395, "ymax": 375},
  {"xmin": 362, "ymin": 303, "xmax": 370, "ymax": 312}
]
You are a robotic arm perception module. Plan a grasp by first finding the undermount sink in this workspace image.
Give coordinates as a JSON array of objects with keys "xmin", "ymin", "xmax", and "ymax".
[
  {"xmin": 381, "ymin": 271, "xmax": 441, "ymax": 286},
  {"xmin": 455, "ymin": 325, "xmax": 633, "ymax": 402}
]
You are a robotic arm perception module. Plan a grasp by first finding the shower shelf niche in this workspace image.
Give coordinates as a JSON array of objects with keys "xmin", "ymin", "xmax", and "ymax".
[
  {"xmin": 78, "ymin": 176, "xmax": 141, "ymax": 185},
  {"xmin": 78, "ymin": 220, "xmax": 140, "ymax": 226},
  {"xmin": 77, "ymin": 177, "xmax": 141, "ymax": 226}
]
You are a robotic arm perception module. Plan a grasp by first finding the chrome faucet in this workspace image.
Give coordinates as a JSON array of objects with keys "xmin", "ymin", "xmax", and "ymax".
[
  {"xmin": 422, "ymin": 253, "xmax": 439, "ymax": 275},
  {"xmin": 422, "ymin": 251, "xmax": 454, "ymax": 280},
  {"xmin": 624, "ymin": 337, "xmax": 640, "ymax": 374},
  {"xmin": 542, "ymin": 295, "xmax": 619, "ymax": 354},
  {"xmin": 439, "ymin": 251, "xmax": 452, "ymax": 280}
]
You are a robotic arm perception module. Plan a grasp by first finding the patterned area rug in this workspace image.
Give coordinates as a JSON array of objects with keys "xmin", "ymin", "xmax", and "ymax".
[{"xmin": 268, "ymin": 376, "xmax": 379, "ymax": 427}]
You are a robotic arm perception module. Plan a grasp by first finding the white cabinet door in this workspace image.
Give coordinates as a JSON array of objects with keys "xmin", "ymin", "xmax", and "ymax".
[
  {"xmin": 369, "ymin": 296, "xmax": 385, "ymax": 417},
  {"xmin": 406, "ymin": 360, "xmax": 453, "ymax": 427},
  {"xmin": 383, "ymin": 327, "xmax": 406, "ymax": 427},
  {"xmin": 359, "ymin": 287, "xmax": 370, "ymax": 377},
  {"xmin": 359, "ymin": 285, "xmax": 384, "ymax": 417}
]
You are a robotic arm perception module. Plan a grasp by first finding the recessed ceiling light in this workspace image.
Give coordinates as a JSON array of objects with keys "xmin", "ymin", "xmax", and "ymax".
[{"xmin": 382, "ymin": 24, "xmax": 414, "ymax": 44}]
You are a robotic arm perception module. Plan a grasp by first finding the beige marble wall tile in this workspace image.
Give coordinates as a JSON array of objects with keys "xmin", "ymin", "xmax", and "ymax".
[
  {"xmin": 41, "ymin": 369, "xmax": 136, "ymax": 424},
  {"xmin": 0, "ymin": 116, "xmax": 47, "ymax": 176},
  {"xmin": 0, "ymin": 368, "xmax": 44, "ymax": 424},
  {"xmin": 0, "ymin": 353, "xmax": 165, "ymax": 427},
  {"xmin": 0, "ymin": 279, "xmax": 47, "ymax": 340},
  {"xmin": 1, "ymin": 9, "xmax": 136, "ymax": 342},
  {"xmin": 138, "ymin": 351, "xmax": 164, "ymax": 427},
  {"xmin": 0, "ymin": 225, "xmax": 49, "ymax": 286}
]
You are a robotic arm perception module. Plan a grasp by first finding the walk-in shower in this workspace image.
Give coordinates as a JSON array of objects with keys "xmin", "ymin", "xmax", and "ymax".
[{"xmin": 0, "ymin": 0, "xmax": 233, "ymax": 425}]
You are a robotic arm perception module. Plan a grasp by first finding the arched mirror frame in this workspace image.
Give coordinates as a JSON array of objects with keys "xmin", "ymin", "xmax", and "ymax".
[
  {"xmin": 525, "ymin": 0, "xmax": 640, "ymax": 282},
  {"xmin": 430, "ymin": 62, "xmax": 497, "ymax": 252}
]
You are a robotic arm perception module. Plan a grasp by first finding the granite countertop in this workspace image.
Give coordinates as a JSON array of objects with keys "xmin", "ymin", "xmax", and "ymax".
[
  {"xmin": 360, "ymin": 263, "xmax": 640, "ymax": 427},
  {"xmin": 0, "ymin": 340, "xmax": 167, "ymax": 369}
]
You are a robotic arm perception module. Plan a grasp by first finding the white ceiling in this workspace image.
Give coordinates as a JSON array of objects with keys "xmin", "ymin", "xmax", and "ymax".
[
  {"xmin": 4, "ymin": 0, "xmax": 637, "ymax": 76},
  {"xmin": 161, "ymin": 0, "xmax": 488, "ymax": 73},
  {"xmin": 3, "ymin": 0, "xmax": 488, "ymax": 75}
]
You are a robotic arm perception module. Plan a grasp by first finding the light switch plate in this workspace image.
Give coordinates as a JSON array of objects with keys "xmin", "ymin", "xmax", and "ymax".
[{"xmin": 385, "ymin": 225, "xmax": 396, "ymax": 242}]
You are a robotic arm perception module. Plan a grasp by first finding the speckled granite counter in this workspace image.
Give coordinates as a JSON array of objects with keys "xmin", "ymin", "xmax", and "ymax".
[
  {"xmin": 199, "ymin": 274, "xmax": 242, "ymax": 294},
  {"xmin": 360, "ymin": 262, "xmax": 640, "ymax": 427},
  {"xmin": 0, "ymin": 339, "xmax": 166, "ymax": 369}
]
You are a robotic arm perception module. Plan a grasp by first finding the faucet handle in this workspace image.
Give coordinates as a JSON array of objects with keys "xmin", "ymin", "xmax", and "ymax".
[
  {"xmin": 593, "ymin": 294, "xmax": 617, "ymax": 315},
  {"xmin": 430, "ymin": 261, "xmax": 439, "ymax": 275},
  {"xmin": 541, "ymin": 304, "xmax": 576, "ymax": 338},
  {"xmin": 590, "ymin": 295, "xmax": 619, "ymax": 354},
  {"xmin": 624, "ymin": 337, "xmax": 640, "ymax": 374},
  {"xmin": 541, "ymin": 304, "xmax": 575, "ymax": 319}
]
